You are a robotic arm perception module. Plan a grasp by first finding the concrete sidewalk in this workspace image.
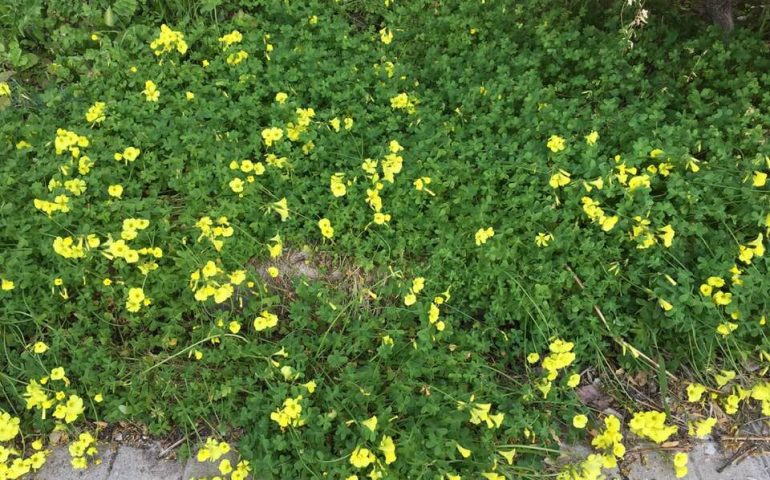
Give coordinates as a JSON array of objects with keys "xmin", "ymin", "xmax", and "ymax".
[
  {"xmin": 32, "ymin": 442, "xmax": 237, "ymax": 480},
  {"xmin": 31, "ymin": 440, "xmax": 770, "ymax": 480}
]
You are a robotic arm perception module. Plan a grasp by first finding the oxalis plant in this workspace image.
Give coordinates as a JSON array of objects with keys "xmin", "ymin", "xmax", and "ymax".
[{"xmin": 1, "ymin": 1, "xmax": 769, "ymax": 479}]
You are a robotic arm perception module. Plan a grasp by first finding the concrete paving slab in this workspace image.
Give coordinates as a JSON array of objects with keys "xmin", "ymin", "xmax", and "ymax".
[
  {"xmin": 108, "ymin": 446, "xmax": 184, "ymax": 480},
  {"xmin": 626, "ymin": 441, "xmax": 770, "ymax": 480},
  {"xmin": 32, "ymin": 443, "xmax": 114, "ymax": 480}
]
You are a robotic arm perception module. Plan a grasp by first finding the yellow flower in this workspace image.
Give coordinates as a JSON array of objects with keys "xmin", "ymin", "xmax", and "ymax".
[
  {"xmin": 673, "ymin": 452, "xmax": 688, "ymax": 478},
  {"xmin": 1, "ymin": 279, "xmax": 14, "ymax": 291},
  {"xmin": 379, "ymin": 435, "xmax": 397, "ymax": 464},
  {"xmin": 526, "ymin": 352, "xmax": 540, "ymax": 364},
  {"xmin": 390, "ymin": 93, "xmax": 410, "ymax": 109},
  {"xmin": 585, "ymin": 131, "xmax": 599, "ymax": 145},
  {"xmin": 108, "ymin": 184, "xmax": 123, "ymax": 198},
  {"xmin": 689, "ymin": 417, "xmax": 716, "ymax": 439},
  {"xmin": 142, "ymin": 80, "xmax": 159, "ymax": 102},
  {"xmin": 329, "ymin": 117, "xmax": 341, "ymax": 132},
  {"xmin": 716, "ymin": 322, "xmax": 738, "ymax": 337},
  {"xmin": 272, "ymin": 198, "xmax": 289, "ymax": 221},
  {"xmin": 350, "ymin": 446, "xmax": 376, "ymax": 469},
  {"xmin": 150, "ymin": 24, "xmax": 188, "ymax": 55},
  {"xmin": 714, "ymin": 369, "xmax": 736, "ymax": 388},
  {"xmin": 474, "ymin": 227, "xmax": 495, "ymax": 246},
  {"xmin": 373, "ymin": 212, "xmax": 391, "ymax": 225},
  {"xmin": 628, "ymin": 175, "xmax": 651, "ymax": 191},
  {"xmin": 712, "ymin": 291, "xmax": 732, "ymax": 306},
  {"xmin": 229, "ymin": 177, "xmax": 245, "ymax": 193},
  {"xmin": 330, "ymin": 173, "xmax": 347, "ymax": 197},
  {"xmin": 548, "ymin": 170, "xmax": 571, "ymax": 188},
  {"xmin": 699, "ymin": 284, "xmax": 713, "ymax": 296},
  {"xmin": 33, "ymin": 341, "xmax": 49, "ymax": 353},
  {"xmin": 185, "ymin": 91, "xmax": 195, "ymax": 100},
  {"xmin": 404, "ymin": 293, "xmax": 417, "ymax": 306},
  {"xmin": 686, "ymin": 383, "xmax": 706, "ymax": 402},
  {"xmin": 51, "ymin": 367, "xmax": 66, "ymax": 381},
  {"xmin": 658, "ymin": 298, "xmax": 673, "ymax": 311},
  {"xmin": 275, "ymin": 92, "xmax": 288, "ymax": 104},
  {"xmin": 379, "ymin": 27, "xmax": 394, "ymax": 44},
  {"xmin": 85, "ymin": 101, "xmax": 106, "ymax": 123},
  {"xmin": 267, "ymin": 267, "xmax": 279, "ymax": 278},
  {"xmin": 0, "ymin": 82, "xmax": 11, "ymax": 97},
  {"xmin": 455, "ymin": 444, "xmax": 472, "ymax": 458},
  {"xmin": 629, "ymin": 411, "xmax": 677, "ymax": 444},
  {"xmin": 535, "ymin": 232, "xmax": 553, "ymax": 247},
  {"xmin": 254, "ymin": 311, "xmax": 279, "ymax": 331},
  {"xmin": 0, "ymin": 412, "xmax": 20, "ymax": 441},
  {"xmin": 261, "ymin": 127, "xmax": 284, "ymax": 147},
  {"xmin": 219, "ymin": 459, "xmax": 233, "ymax": 475},
  {"xmin": 318, "ymin": 218, "xmax": 334, "ymax": 239},
  {"xmin": 344, "ymin": 117, "xmax": 354, "ymax": 130},
  {"xmin": 361, "ymin": 416, "xmax": 378, "ymax": 432},
  {"xmin": 567, "ymin": 373, "xmax": 581, "ymax": 388},
  {"xmin": 546, "ymin": 135, "xmax": 566, "ymax": 152},
  {"xmin": 707, "ymin": 276, "xmax": 725, "ymax": 287},
  {"xmin": 658, "ymin": 224, "xmax": 675, "ymax": 248},
  {"xmin": 573, "ymin": 414, "xmax": 588, "ymax": 429},
  {"xmin": 218, "ymin": 30, "xmax": 243, "ymax": 49},
  {"xmin": 226, "ymin": 50, "xmax": 249, "ymax": 65},
  {"xmin": 753, "ymin": 171, "xmax": 768, "ymax": 187}
]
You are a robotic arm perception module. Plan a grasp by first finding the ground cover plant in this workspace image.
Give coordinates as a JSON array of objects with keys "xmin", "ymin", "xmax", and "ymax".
[{"xmin": 1, "ymin": 1, "xmax": 770, "ymax": 479}]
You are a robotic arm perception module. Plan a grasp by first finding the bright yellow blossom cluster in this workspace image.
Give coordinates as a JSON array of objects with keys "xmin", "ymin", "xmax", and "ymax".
[
  {"xmin": 68, "ymin": 432, "xmax": 98, "ymax": 469},
  {"xmin": 196, "ymin": 438, "xmax": 231, "ymax": 463},
  {"xmin": 389, "ymin": 92, "xmax": 415, "ymax": 113},
  {"xmin": 270, "ymin": 396, "xmax": 305, "ymax": 429},
  {"xmin": 413, "ymin": 176, "xmax": 435, "ymax": 195},
  {"xmin": 195, "ymin": 216, "xmax": 234, "ymax": 251},
  {"xmin": 330, "ymin": 173, "xmax": 347, "ymax": 197},
  {"xmin": 628, "ymin": 411, "xmax": 677, "ymax": 444},
  {"xmin": 547, "ymin": 135, "xmax": 566, "ymax": 153},
  {"xmin": 630, "ymin": 216, "xmax": 673, "ymax": 249},
  {"xmin": 426, "ymin": 288, "xmax": 451, "ymax": 331},
  {"xmin": 673, "ymin": 452, "xmax": 688, "ymax": 478},
  {"xmin": 114, "ymin": 146, "xmax": 140, "ymax": 164},
  {"xmin": 189, "ymin": 261, "xmax": 244, "ymax": 303},
  {"xmin": 348, "ymin": 435, "xmax": 396, "ymax": 477},
  {"xmin": 0, "ymin": 414, "xmax": 48, "ymax": 478},
  {"xmin": 590, "ymin": 415, "xmax": 625, "ymax": 467},
  {"xmin": 580, "ymin": 197, "xmax": 618, "ymax": 232},
  {"xmin": 318, "ymin": 218, "xmax": 334, "ymax": 239},
  {"xmin": 125, "ymin": 287, "xmax": 150, "ymax": 313},
  {"xmin": 261, "ymin": 127, "xmax": 283, "ymax": 147},
  {"xmin": 253, "ymin": 310, "xmax": 279, "ymax": 331},
  {"xmin": 218, "ymin": 30, "xmax": 243, "ymax": 49},
  {"xmin": 379, "ymin": 27, "xmax": 394, "ymax": 44},
  {"xmin": 1, "ymin": 277, "xmax": 13, "ymax": 291},
  {"xmin": 226, "ymin": 50, "xmax": 249, "ymax": 65},
  {"xmin": 737, "ymin": 233, "xmax": 764, "ymax": 264},
  {"xmin": 228, "ymin": 159, "xmax": 266, "ymax": 194},
  {"xmin": 549, "ymin": 169, "xmax": 571, "ymax": 189},
  {"xmin": 286, "ymin": 107, "xmax": 315, "ymax": 141},
  {"xmin": 0, "ymin": 82, "xmax": 10, "ymax": 97},
  {"xmin": 85, "ymin": 101, "xmax": 106, "ymax": 124},
  {"xmin": 688, "ymin": 417, "xmax": 716, "ymax": 439},
  {"xmin": 53, "ymin": 234, "xmax": 99, "ymax": 259},
  {"xmin": 457, "ymin": 396, "xmax": 505, "ymax": 429},
  {"xmin": 474, "ymin": 227, "xmax": 494, "ymax": 246},
  {"xmin": 142, "ymin": 80, "xmax": 159, "ymax": 102},
  {"xmin": 403, "ymin": 277, "xmax": 425, "ymax": 306},
  {"xmin": 33, "ymin": 195, "xmax": 70, "ymax": 216},
  {"xmin": 150, "ymin": 24, "xmax": 188, "ymax": 55},
  {"xmin": 54, "ymin": 128, "xmax": 89, "ymax": 157}
]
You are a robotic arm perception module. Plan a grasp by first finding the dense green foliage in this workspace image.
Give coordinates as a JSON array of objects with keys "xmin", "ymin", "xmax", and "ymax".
[{"xmin": 1, "ymin": 1, "xmax": 770, "ymax": 479}]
